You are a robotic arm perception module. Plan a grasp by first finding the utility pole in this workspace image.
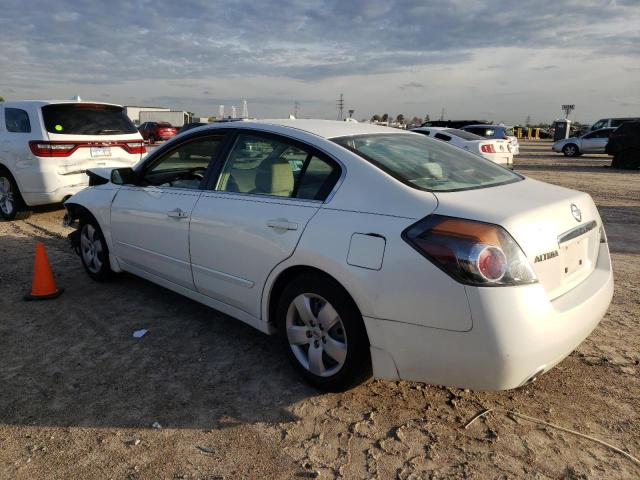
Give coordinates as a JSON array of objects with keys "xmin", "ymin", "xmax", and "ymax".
[
  {"xmin": 218, "ymin": 105, "xmax": 224, "ymax": 119},
  {"xmin": 231, "ymin": 106, "xmax": 237, "ymax": 118},
  {"xmin": 348, "ymin": 109, "xmax": 355, "ymax": 119},
  {"xmin": 440, "ymin": 107, "xmax": 445, "ymax": 121},
  {"xmin": 337, "ymin": 94, "xmax": 344, "ymax": 121},
  {"xmin": 294, "ymin": 100, "xmax": 300, "ymax": 118}
]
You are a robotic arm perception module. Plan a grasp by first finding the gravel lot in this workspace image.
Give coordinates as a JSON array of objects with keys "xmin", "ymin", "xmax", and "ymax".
[{"xmin": 0, "ymin": 141, "xmax": 638, "ymax": 479}]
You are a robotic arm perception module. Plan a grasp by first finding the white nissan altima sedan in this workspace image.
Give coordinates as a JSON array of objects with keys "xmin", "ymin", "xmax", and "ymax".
[{"xmin": 64, "ymin": 120, "xmax": 613, "ymax": 391}]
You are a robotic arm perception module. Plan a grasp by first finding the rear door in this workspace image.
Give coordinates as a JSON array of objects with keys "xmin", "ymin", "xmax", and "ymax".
[
  {"xmin": 189, "ymin": 130, "xmax": 342, "ymax": 318},
  {"xmin": 110, "ymin": 133, "xmax": 227, "ymax": 289}
]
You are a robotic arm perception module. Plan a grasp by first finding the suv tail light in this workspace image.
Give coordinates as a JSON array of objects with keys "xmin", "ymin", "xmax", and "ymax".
[
  {"xmin": 123, "ymin": 141, "xmax": 146, "ymax": 154},
  {"xmin": 29, "ymin": 141, "xmax": 77, "ymax": 157},
  {"xmin": 403, "ymin": 215, "xmax": 537, "ymax": 286},
  {"xmin": 480, "ymin": 144, "xmax": 496, "ymax": 153},
  {"xmin": 29, "ymin": 140, "xmax": 145, "ymax": 157}
]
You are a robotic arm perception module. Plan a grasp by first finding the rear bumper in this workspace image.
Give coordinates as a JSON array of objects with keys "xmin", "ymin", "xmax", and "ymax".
[
  {"xmin": 365, "ymin": 242, "xmax": 613, "ymax": 390},
  {"xmin": 18, "ymin": 157, "xmax": 136, "ymax": 206}
]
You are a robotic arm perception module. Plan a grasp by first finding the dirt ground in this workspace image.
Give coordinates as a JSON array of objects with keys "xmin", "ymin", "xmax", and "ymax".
[{"xmin": 0, "ymin": 141, "xmax": 638, "ymax": 479}]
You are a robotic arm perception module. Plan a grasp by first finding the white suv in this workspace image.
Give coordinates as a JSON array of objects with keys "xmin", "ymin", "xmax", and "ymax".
[{"xmin": 0, "ymin": 100, "xmax": 145, "ymax": 220}]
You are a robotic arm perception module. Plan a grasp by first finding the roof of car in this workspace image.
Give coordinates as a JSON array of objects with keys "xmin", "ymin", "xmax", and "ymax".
[
  {"xmin": 463, "ymin": 124, "xmax": 512, "ymax": 129},
  {"xmin": 228, "ymin": 119, "xmax": 403, "ymax": 139},
  {"xmin": 1, "ymin": 100, "xmax": 123, "ymax": 108}
]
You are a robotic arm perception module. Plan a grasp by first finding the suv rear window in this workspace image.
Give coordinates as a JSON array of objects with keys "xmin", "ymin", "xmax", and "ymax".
[
  {"xmin": 334, "ymin": 133, "xmax": 522, "ymax": 192},
  {"xmin": 42, "ymin": 104, "xmax": 137, "ymax": 135}
]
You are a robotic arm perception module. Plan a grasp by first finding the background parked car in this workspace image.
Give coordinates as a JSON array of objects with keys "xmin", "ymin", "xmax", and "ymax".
[
  {"xmin": 0, "ymin": 100, "xmax": 145, "ymax": 220},
  {"xmin": 411, "ymin": 127, "xmax": 513, "ymax": 168},
  {"xmin": 461, "ymin": 124, "xmax": 520, "ymax": 154},
  {"xmin": 552, "ymin": 128, "xmax": 616, "ymax": 157},
  {"xmin": 138, "ymin": 121, "xmax": 177, "ymax": 143},
  {"xmin": 606, "ymin": 121, "xmax": 640, "ymax": 169},
  {"xmin": 590, "ymin": 117, "xmax": 640, "ymax": 131}
]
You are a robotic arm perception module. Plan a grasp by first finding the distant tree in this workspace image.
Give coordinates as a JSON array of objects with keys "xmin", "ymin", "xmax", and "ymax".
[
  {"xmin": 525, "ymin": 115, "xmax": 531, "ymax": 126},
  {"xmin": 424, "ymin": 114, "xmax": 430, "ymax": 123},
  {"xmin": 0, "ymin": 96, "xmax": 4, "ymax": 102},
  {"xmin": 396, "ymin": 113, "xmax": 405, "ymax": 124},
  {"xmin": 371, "ymin": 114, "xmax": 381, "ymax": 122},
  {"xmin": 381, "ymin": 113, "xmax": 389, "ymax": 123},
  {"xmin": 410, "ymin": 116, "xmax": 422, "ymax": 126}
]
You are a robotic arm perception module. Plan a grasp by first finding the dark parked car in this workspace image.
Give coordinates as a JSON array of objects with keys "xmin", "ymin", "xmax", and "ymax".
[
  {"xmin": 606, "ymin": 121, "xmax": 640, "ymax": 169},
  {"xmin": 177, "ymin": 122, "xmax": 207, "ymax": 134},
  {"xmin": 138, "ymin": 121, "xmax": 177, "ymax": 143}
]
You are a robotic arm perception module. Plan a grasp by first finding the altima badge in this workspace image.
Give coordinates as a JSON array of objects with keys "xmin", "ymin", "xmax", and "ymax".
[{"xmin": 571, "ymin": 204, "xmax": 582, "ymax": 222}]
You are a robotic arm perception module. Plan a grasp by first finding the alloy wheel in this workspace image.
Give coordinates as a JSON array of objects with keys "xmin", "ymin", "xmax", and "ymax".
[
  {"xmin": 80, "ymin": 224, "xmax": 104, "ymax": 274},
  {"xmin": 286, "ymin": 293, "xmax": 348, "ymax": 377},
  {"xmin": 0, "ymin": 176, "xmax": 15, "ymax": 216}
]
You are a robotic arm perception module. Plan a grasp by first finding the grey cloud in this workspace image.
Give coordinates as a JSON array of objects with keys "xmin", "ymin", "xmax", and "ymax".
[
  {"xmin": 399, "ymin": 82, "xmax": 426, "ymax": 90},
  {"xmin": 1, "ymin": 0, "xmax": 638, "ymax": 87}
]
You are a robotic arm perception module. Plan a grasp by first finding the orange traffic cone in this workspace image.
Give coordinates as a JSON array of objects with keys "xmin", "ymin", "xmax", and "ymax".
[{"xmin": 24, "ymin": 242, "xmax": 64, "ymax": 301}]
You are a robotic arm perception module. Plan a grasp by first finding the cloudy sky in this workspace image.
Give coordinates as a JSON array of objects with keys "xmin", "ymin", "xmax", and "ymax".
[{"xmin": 1, "ymin": 0, "xmax": 639, "ymax": 124}]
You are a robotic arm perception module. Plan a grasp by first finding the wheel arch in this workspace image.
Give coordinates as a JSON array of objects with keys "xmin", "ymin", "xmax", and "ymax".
[{"xmin": 264, "ymin": 264, "xmax": 367, "ymax": 333}]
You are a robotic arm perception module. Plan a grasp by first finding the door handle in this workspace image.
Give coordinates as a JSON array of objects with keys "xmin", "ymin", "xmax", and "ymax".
[
  {"xmin": 167, "ymin": 208, "xmax": 189, "ymax": 219},
  {"xmin": 267, "ymin": 219, "xmax": 298, "ymax": 230}
]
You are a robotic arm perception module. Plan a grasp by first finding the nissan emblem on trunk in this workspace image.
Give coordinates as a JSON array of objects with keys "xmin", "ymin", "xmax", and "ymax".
[{"xmin": 571, "ymin": 204, "xmax": 582, "ymax": 222}]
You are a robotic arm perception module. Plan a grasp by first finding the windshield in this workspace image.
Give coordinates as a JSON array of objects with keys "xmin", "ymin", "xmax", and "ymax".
[
  {"xmin": 42, "ymin": 104, "xmax": 138, "ymax": 135},
  {"xmin": 333, "ymin": 133, "xmax": 522, "ymax": 192}
]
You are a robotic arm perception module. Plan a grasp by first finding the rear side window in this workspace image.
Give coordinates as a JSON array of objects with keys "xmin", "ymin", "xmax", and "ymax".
[
  {"xmin": 444, "ymin": 128, "xmax": 483, "ymax": 140},
  {"xmin": 42, "ymin": 104, "xmax": 137, "ymax": 135},
  {"xmin": 215, "ymin": 133, "xmax": 340, "ymax": 200},
  {"xmin": 5, "ymin": 108, "xmax": 31, "ymax": 133}
]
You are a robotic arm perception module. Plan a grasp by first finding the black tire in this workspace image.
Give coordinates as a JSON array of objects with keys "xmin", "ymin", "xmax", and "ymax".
[
  {"xmin": 0, "ymin": 168, "xmax": 32, "ymax": 221},
  {"xmin": 276, "ymin": 273, "xmax": 371, "ymax": 392},
  {"xmin": 613, "ymin": 149, "xmax": 640, "ymax": 169},
  {"xmin": 148, "ymin": 135, "xmax": 156, "ymax": 144},
  {"xmin": 562, "ymin": 144, "xmax": 579, "ymax": 157},
  {"xmin": 78, "ymin": 217, "xmax": 114, "ymax": 281}
]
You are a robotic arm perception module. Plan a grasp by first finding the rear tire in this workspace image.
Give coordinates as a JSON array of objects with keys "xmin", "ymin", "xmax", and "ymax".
[
  {"xmin": 78, "ymin": 218, "xmax": 114, "ymax": 281},
  {"xmin": 276, "ymin": 273, "xmax": 372, "ymax": 392},
  {"xmin": 0, "ymin": 169, "xmax": 32, "ymax": 221},
  {"xmin": 612, "ymin": 149, "xmax": 639, "ymax": 169},
  {"xmin": 562, "ymin": 144, "xmax": 579, "ymax": 157}
]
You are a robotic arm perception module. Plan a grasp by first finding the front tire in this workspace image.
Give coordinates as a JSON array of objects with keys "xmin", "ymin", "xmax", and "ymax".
[
  {"xmin": 276, "ymin": 273, "xmax": 372, "ymax": 391},
  {"xmin": 0, "ymin": 169, "xmax": 32, "ymax": 221},
  {"xmin": 562, "ymin": 144, "xmax": 579, "ymax": 157},
  {"xmin": 79, "ymin": 218, "xmax": 113, "ymax": 281}
]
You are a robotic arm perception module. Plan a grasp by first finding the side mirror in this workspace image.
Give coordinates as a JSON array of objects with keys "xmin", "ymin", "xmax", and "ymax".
[{"xmin": 111, "ymin": 167, "xmax": 136, "ymax": 185}]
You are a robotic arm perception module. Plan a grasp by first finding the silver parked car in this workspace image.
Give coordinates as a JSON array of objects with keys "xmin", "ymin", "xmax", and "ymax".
[{"xmin": 552, "ymin": 128, "xmax": 616, "ymax": 157}]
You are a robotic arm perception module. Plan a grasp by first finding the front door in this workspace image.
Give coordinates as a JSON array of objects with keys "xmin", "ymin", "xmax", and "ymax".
[
  {"xmin": 110, "ymin": 133, "xmax": 226, "ymax": 289},
  {"xmin": 189, "ymin": 131, "xmax": 342, "ymax": 318}
]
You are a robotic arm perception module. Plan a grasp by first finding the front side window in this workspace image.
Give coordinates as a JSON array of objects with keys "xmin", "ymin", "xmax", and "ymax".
[
  {"xmin": 141, "ymin": 135, "xmax": 224, "ymax": 189},
  {"xmin": 215, "ymin": 133, "xmax": 340, "ymax": 200},
  {"xmin": 42, "ymin": 103, "xmax": 137, "ymax": 135},
  {"xmin": 591, "ymin": 119, "xmax": 607, "ymax": 130},
  {"xmin": 5, "ymin": 108, "xmax": 31, "ymax": 133},
  {"xmin": 434, "ymin": 133, "xmax": 451, "ymax": 142},
  {"xmin": 334, "ymin": 133, "xmax": 522, "ymax": 192}
]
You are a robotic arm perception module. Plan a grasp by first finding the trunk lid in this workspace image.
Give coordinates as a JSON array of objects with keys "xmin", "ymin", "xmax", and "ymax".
[{"xmin": 433, "ymin": 177, "xmax": 603, "ymax": 299}]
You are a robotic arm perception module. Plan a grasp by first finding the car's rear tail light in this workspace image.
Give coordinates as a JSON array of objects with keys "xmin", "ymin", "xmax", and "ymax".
[
  {"xmin": 123, "ymin": 141, "xmax": 146, "ymax": 154},
  {"xmin": 480, "ymin": 144, "xmax": 496, "ymax": 153},
  {"xmin": 403, "ymin": 215, "xmax": 537, "ymax": 286},
  {"xmin": 29, "ymin": 141, "xmax": 77, "ymax": 157}
]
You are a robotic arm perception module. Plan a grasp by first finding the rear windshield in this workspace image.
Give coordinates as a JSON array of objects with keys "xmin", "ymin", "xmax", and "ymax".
[
  {"xmin": 333, "ymin": 133, "xmax": 522, "ymax": 192},
  {"xmin": 504, "ymin": 127, "xmax": 514, "ymax": 136},
  {"xmin": 42, "ymin": 104, "xmax": 137, "ymax": 135},
  {"xmin": 444, "ymin": 128, "xmax": 483, "ymax": 140}
]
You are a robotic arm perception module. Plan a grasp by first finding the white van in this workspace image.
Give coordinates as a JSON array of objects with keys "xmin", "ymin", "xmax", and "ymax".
[
  {"xmin": 590, "ymin": 117, "xmax": 640, "ymax": 131},
  {"xmin": 0, "ymin": 101, "xmax": 146, "ymax": 220}
]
